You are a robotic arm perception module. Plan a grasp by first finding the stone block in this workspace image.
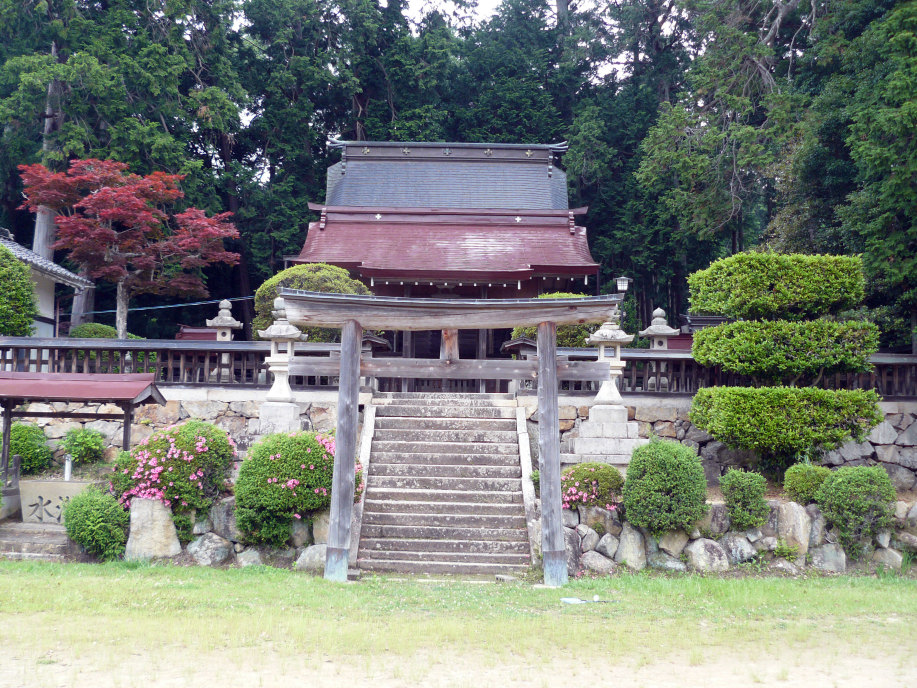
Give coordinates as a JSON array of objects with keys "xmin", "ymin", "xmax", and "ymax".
[
  {"xmin": 897, "ymin": 421, "xmax": 917, "ymax": 446},
  {"xmin": 84, "ymin": 420, "xmax": 120, "ymax": 442},
  {"xmin": 648, "ymin": 552, "xmax": 686, "ymax": 572},
  {"xmin": 294, "ymin": 544, "xmax": 327, "ymax": 572},
  {"xmin": 559, "ymin": 405, "xmax": 577, "ymax": 420},
  {"xmin": 696, "ymin": 502, "xmax": 730, "ymax": 537},
  {"xmin": 312, "ymin": 509, "xmax": 330, "ymax": 544},
  {"xmin": 309, "ymin": 405, "xmax": 337, "ymax": 433},
  {"xmin": 753, "ymin": 536, "xmax": 777, "ymax": 553},
  {"xmin": 894, "ymin": 500, "xmax": 910, "ymax": 520},
  {"xmin": 658, "ymin": 530, "xmax": 689, "ymax": 557},
  {"xmin": 576, "ymin": 524, "xmax": 600, "ymax": 552},
  {"xmin": 868, "ymin": 421, "xmax": 899, "ymax": 445},
  {"xmin": 565, "ymin": 527, "xmax": 581, "ymax": 576},
  {"xmin": 581, "ymin": 550, "xmax": 616, "ymax": 575},
  {"xmin": 895, "ymin": 532, "xmax": 917, "ymax": 553},
  {"xmin": 883, "ymin": 463, "xmax": 916, "ymax": 492},
  {"xmin": 43, "ymin": 422, "xmax": 82, "ymax": 440},
  {"xmin": 181, "ymin": 400, "xmax": 228, "ymax": 421},
  {"xmin": 634, "ymin": 405, "xmax": 676, "ymax": 423},
  {"xmin": 20, "ymin": 479, "xmax": 97, "ymax": 525},
  {"xmin": 777, "ymin": 501, "xmax": 811, "ymax": 555},
  {"xmin": 839, "ymin": 441, "xmax": 874, "ymax": 462},
  {"xmin": 684, "ymin": 538, "xmax": 729, "ymax": 572},
  {"xmin": 573, "ymin": 437, "xmax": 646, "ymax": 455},
  {"xmin": 613, "ymin": 523, "xmax": 646, "ymax": 570},
  {"xmin": 135, "ymin": 400, "xmax": 181, "ymax": 425},
  {"xmin": 872, "ymin": 547, "xmax": 903, "ymax": 570},
  {"xmin": 578, "ymin": 506, "xmax": 622, "ymax": 536},
  {"xmin": 654, "ymin": 421, "xmax": 677, "ymax": 438},
  {"xmin": 685, "ymin": 425, "xmax": 710, "ymax": 443},
  {"xmin": 595, "ymin": 533, "xmax": 619, "ymax": 559},
  {"xmin": 259, "ymin": 401, "xmax": 302, "ymax": 434},
  {"xmin": 187, "ymin": 533, "xmax": 233, "ymax": 566},
  {"xmin": 229, "ymin": 401, "xmax": 261, "ymax": 417},
  {"xmin": 588, "ymin": 406, "xmax": 628, "ymax": 424},
  {"xmin": 769, "ymin": 559, "xmax": 800, "ymax": 575},
  {"xmin": 125, "ymin": 498, "xmax": 181, "ymax": 560},
  {"xmin": 559, "ymin": 420, "xmax": 575, "ymax": 432},
  {"xmin": 235, "ymin": 548, "xmax": 263, "ymax": 567},
  {"xmin": 193, "ymin": 515, "xmax": 212, "ymax": 535},
  {"xmin": 291, "ymin": 520, "xmax": 313, "ymax": 548},
  {"xmin": 810, "ymin": 543, "xmax": 846, "ymax": 572},
  {"xmin": 761, "ymin": 501, "xmax": 781, "ymax": 537},
  {"xmin": 210, "ymin": 496, "xmax": 242, "ymax": 542},
  {"xmin": 718, "ymin": 533, "xmax": 757, "ymax": 564},
  {"xmin": 806, "ymin": 504, "xmax": 826, "ymax": 547}
]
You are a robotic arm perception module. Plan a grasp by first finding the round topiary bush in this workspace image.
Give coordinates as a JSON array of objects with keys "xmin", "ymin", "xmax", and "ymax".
[
  {"xmin": 560, "ymin": 462, "xmax": 623, "ymax": 510},
  {"xmin": 110, "ymin": 420, "xmax": 236, "ymax": 541},
  {"xmin": 62, "ymin": 486, "xmax": 130, "ymax": 560},
  {"xmin": 815, "ymin": 465, "xmax": 895, "ymax": 557},
  {"xmin": 60, "ymin": 427, "xmax": 106, "ymax": 466},
  {"xmin": 253, "ymin": 263, "xmax": 370, "ymax": 342},
  {"xmin": 0, "ymin": 243, "xmax": 37, "ymax": 336},
  {"xmin": 69, "ymin": 322, "xmax": 146, "ymax": 340},
  {"xmin": 719, "ymin": 469, "xmax": 768, "ymax": 530},
  {"xmin": 783, "ymin": 463, "xmax": 831, "ymax": 505},
  {"xmin": 510, "ymin": 293, "xmax": 600, "ymax": 348},
  {"xmin": 234, "ymin": 431, "xmax": 364, "ymax": 547},
  {"xmin": 10, "ymin": 422, "xmax": 53, "ymax": 474},
  {"xmin": 622, "ymin": 439, "xmax": 708, "ymax": 537}
]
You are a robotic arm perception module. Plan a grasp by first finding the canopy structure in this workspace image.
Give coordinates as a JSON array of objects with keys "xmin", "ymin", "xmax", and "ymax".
[{"xmin": 0, "ymin": 372, "xmax": 166, "ymax": 470}]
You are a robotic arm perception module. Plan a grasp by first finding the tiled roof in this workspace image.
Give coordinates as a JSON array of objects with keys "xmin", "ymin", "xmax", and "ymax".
[
  {"xmin": 325, "ymin": 141, "xmax": 569, "ymax": 209},
  {"xmin": 293, "ymin": 214, "xmax": 598, "ymax": 280},
  {"xmin": 0, "ymin": 230, "xmax": 93, "ymax": 289}
]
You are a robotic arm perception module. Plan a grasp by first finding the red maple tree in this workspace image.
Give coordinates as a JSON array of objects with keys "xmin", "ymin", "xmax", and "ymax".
[{"xmin": 20, "ymin": 159, "xmax": 240, "ymax": 338}]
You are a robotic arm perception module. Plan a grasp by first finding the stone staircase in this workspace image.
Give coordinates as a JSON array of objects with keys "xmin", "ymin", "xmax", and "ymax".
[
  {"xmin": 0, "ymin": 521, "xmax": 82, "ymax": 562},
  {"xmin": 357, "ymin": 392, "xmax": 532, "ymax": 576}
]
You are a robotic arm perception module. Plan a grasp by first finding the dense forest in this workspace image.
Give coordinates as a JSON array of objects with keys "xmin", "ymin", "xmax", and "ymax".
[{"xmin": 0, "ymin": 0, "xmax": 914, "ymax": 350}]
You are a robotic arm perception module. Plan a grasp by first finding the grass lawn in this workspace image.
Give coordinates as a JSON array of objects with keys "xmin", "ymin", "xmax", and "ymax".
[{"xmin": 1, "ymin": 560, "xmax": 915, "ymax": 687}]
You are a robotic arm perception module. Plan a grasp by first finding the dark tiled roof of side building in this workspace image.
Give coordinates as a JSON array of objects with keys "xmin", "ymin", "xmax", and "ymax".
[
  {"xmin": 325, "ymin": 140, "xmax": 570, "ymax": 210},
  {"xmin": 0, "ymin": 228, "xmax": 93, "ymax": 289}
]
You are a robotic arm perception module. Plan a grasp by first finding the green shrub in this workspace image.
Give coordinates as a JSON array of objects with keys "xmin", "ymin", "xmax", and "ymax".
[
  {"xmin": 561, "ymin": 463, "xmax": 623, "ymax": 510},
  {"xmin": 235, "ymin": 432, "xmax": 364, "ymax": 547},
  {"xmin": 530, "ymin": 469, "xmax": 540, "ymax": 494},
  {"xmin": 510, "ymin": 292, "xmax": 601, "ymax": 348},
  {"xmin": 622, "ymin": 439, "xmax": 708, "ymax": 536},
  {"xmin": 0, "ymin": 243, "xmax": 37, "ymax": 336},
  {"xmin": 783, "ymin": 464, "xmax": 831, "ymax": 504},
  {"xmin": 692, "ymin": 320, "xmax": 879, "ymax": 383},
  {"xmin": 60, "ymin": 428, "xmax": 106, "ymax": 465},
  {"xmin": 69, "ymin": 322, "xmax": 146, "ymax": 340},
  {"xmin": 719, "ymin": 469, "xmax": 768, "ymax": 530},
  {"xmin": 10, "ymin": 422, "xmax": 53, "ymax": 474},
  {"xmin": 815, "ymin": 466, "xmax": 895, "ymax": 557},
  {"xmin": 688, "ymin": 253, "xmax": 865, "ymax": 321},
  {"xmin": 253, "ymin": 263, "xmax": 370, "ymax": 342},
  {"xmin": 62, "ymin": 486, "xmax": 129, "ymax": 560},
  {"xmin": 110, "ymin": 420, "xmax": 235, "ymax": 542},
  {"xmin": 690, "ymin": 387, "xmax": 881, "ymax": 471},
  {"xmin": 773, "ymin": 539, "xmax": 799, "ymax": 560}
]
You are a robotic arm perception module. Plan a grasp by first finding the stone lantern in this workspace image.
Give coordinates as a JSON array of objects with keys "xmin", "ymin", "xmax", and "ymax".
[
  {"xmin": 257, "ymin": 297, "xmax": 306, "ymax": 404},
  {"xmin": 639, "ymin": 307, "xmax": 680, "ymax": 392},
  {"xmin": 586, "ymin": 310, "xmax": 633, "ymax": 404},
  {"xmin": 206, "ymin": 299, "xmax": 243, "ymax": 382}
]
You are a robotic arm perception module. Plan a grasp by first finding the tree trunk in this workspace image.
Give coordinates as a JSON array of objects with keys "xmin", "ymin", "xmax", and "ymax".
[
  {"xmin": 115, "ymin": 280, "xmax": 129, "ymax": 340},
  {"xmin": 32, "ymin": 42, "xmax": 63, "ymax": 260},
  {"xmin": 911, "ymin": 309, "xmax": 916, "ymax": 355},
  {"xmin": 70, "ymin": 284, "xmax": 95, "ymax": 331}
]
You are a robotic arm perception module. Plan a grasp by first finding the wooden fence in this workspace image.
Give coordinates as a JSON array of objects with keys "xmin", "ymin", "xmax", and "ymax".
[{"xmin": 0, "ymin": 337, "xmax": 914, "ymax": 398}]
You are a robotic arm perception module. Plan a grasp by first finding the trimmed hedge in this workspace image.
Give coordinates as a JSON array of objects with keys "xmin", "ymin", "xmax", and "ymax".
[
  {"xmin": 688, "ymin": 253, "xmax": 865, "ymax": 321},
  {"xmin": 815, "ymin": 466, "xmax": 895, "ymax": 557},
  {"xmin": 719, "ymin": 469, "xmax": 768, "ymax": 530},
  {"xmin": 10, "ymin": 422, "xmax": 53, "ymax": 474},
  {"xmin": 622, "ymin": 439, "xmax": 708, "ymax": 537},
  {"xmin": 690, "ymin": 387, "xmax": 881, "ymax": 466},
  {"xmin": 0, "ymin": 243, "xmax": 37, "ymax": 336},
  {"xmin": 510, "ymin": 292, "xmax": 600, "ymax": 348},
  {"xmin": 62, "ymin": 486, "xmax": 129, "ymax": 561},
  {"xmin": 253, "ymin": 263, "xmax": 370, "ymax": 342},
  {"xmin": 69, "ymin": 322, "xmax": 145, "ymax": 340},
  {"xmin": 560, "ymin": 463, "xmax": 623, "ymax": 510},
  {"xmin": 60, "ymin": 428, "xmax": 106, "ymax": 465},
  {"xmin": 692, "ymin": 320, "xmax": 879, "ymax": 382},
  {"xmin": 783, "ymin": 463, "xmax": 831, "ymax": 504}
]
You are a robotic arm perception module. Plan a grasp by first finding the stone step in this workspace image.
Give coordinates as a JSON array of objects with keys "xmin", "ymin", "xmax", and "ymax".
[
  {"xmin": 369, "ymin": 451, "xmax": 520, "ymax": 467},
  {"xmin": 572, "ymin": 437, "xmax": 648, "ymax": 455},
  {"xmin": 363, "ymin": 499, "xmax": 524, "ymax": 516},
  {"xmin": 561, "ymin": 453, "xmax": 632, "ymax": 468},
  {"xmin": 360, "ymin": 523, "xmax": 528, "ymax": 542},
  {"xmin": 367, "ymin": 475, "xmax": 522, "ymax": 492},
  {"xmin": 362, "ymin": 511, "xmax": 527, "ymax": 529},
  {"xmin": 369, "ymin": 463, "xmax": 521, "ymax": 480},
  {"xmin": 0, "ymin": 522, "xmax": 78, "ymax": 560},
  {"xmin": 374, "ymin": 392, "xmax": 515, "ymax": 404},
  {"xmin": 375, "ymin": 405, "xmax": 516, "ymax": 419},
  {"xmin": 359, "ymin": 549, "xmax": 530, "ymax": 564},
  {"xmin": 360, "ymin": 537, "xmax": 530, "ymax": 554},
  {"xmin": 372, "ymin": 440, "xmax": 518, "ymax": 455},
  {"xmin": 365, "ymin": 487, "xmax": 523, "ymax": 504},
  {"xmin": 373, "ymin": 428, "xmax": 518, "ymax": 444},
  {"xmin": 357, "ymin": 558, "xmax": 529, "ymax": 576},
  {"xmin": 0, "ymin": 551, "xmax": 68, "ymax": 562},
  {"xmin": 375, "ymin": 417, "xmax": 517, "ymax": 432}
]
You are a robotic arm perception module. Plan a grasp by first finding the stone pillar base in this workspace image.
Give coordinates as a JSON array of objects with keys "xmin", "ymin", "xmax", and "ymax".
[
  {"xmin": 570, "ymin": 404, "xmax": 648, "ymax": 470},
  {"xmin": 259, "ymin": 401, "xmax": 302, "ymax": 434}
]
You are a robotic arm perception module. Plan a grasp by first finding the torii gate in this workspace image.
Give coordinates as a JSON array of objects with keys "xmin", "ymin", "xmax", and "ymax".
[{"xmin": 278, "ymin": 289, "xmax": 622, "ymax": 586}]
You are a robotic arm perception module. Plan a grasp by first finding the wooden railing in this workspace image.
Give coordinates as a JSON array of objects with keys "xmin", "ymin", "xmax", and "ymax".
[{"xmin": 1, "ymin": 337, "xmax": 914, "ymax": 398}]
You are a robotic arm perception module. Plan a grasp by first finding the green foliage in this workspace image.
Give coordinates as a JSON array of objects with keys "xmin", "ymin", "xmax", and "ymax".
[
  {"xmin": 253, "ymin": 263, "xmax": 370, "ymax": 343},
  {"xmin": 691, "ymin": 387, "xmax": 882, "ymax": 470},
  {"xmin": 815, "ymin": 466, "xmax": 895, "ymax": 557},
  {"xmin": 692, "ymin": 319, "xmax": 879, "ymax": 383},
  {"xmin": 719, "ymin": 469, "xmax": 768, "ymax": 530},
  {"xmin": 560, "ymin": 463, "xmax": 623, "ymax": 510},
  {"xmin": 783, "ymin": 464, "xmax": 832, "ymax": 505},
  {"xmin": 773, "ymin": 539, "xmax": 799, "ymax": 560},
  {"xmin": 235, "ymin": 432, "xmax": 363, "ymax": 547},
  {"xmin": 62, "ymin": 486, "xmax": 129, "ymax": 561},
  {"xmin": 10, "ymin": 422, "xmax": 52, "ymax": 474},
  {"xmin": 530, "ymin": 469, "xmax": 540, "ymax": 494},
  {"xmin": 110, "ymin": 420, "xmax": 235, "ymax": 542},
  {"xmin": 0, "ymin": 243, "xmax": 36, "ymax": 336},
  {"xmin": 622, "ymin": 439, "xmax": 708, "ymax": 537},
  {"xmin": 688, "ymin": 253, "xmax": 866, "ymax": 321},
  {"xmin": 69, "ymin": 323, "xmax": 145, "ymax": 340},
  {"xmin": 59, "ymin": 428, "xmax": 106, "ymax": 466},
  {"xmin": 510, "ymin": 293, "xmax": 600, "ymax": 348}
]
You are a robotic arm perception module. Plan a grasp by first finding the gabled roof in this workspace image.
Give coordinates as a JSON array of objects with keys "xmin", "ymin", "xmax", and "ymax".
[
  {"xmin": 292, "ymin": 206, "xmax": 598, "ymax": 281},
  {"xmin": 325, "ymin": 140, "xmax": 570, "ymax": 210},
  {"xmin": 0, "ymin": 228, "xmax": 92, "ymax": 289}
]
